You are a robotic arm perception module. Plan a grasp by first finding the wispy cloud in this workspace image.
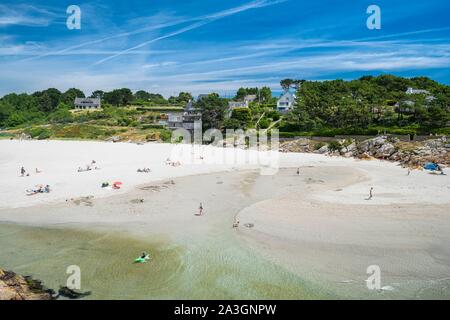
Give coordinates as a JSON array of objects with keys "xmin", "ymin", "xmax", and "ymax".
[
  {"xmin": 1, "ymin": 0, "xmax": 449, "ymax": 96},
  {"xmin": 0, "ymin": 4, "xmax": 58, "ymax": 27},
  {"xmin": 93, "ymin": 0, "xmax": 288, "ymax": 65},
  {"xmin": 20, "ymin": 0, "xmax": 287, "ymax": 63}
]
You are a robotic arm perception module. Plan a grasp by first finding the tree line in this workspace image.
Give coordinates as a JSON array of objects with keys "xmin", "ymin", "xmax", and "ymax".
[
  {"xmin": 0, "ymin": 88, "xmax": 196, "ymax": 128},
  {"xmin": 283, "ymin": 75, "xmax": 450, "ymax": 134},
  {"xmin": 1, "ymin": 75, "xmax": 449, "ymax": 135}
]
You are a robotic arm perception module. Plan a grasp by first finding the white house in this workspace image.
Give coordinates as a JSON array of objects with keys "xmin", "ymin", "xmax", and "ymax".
[
  {"xmin": 244, "ymin": 94, "xmax": 257, "ymax": 103},
  {"xmin": 408, "ymin": 87, "xmax": 436, "ymax": 102},
  {"xmin": 74, "ymin": 97, "xmax": 101, "ymax": 109},
  {"xmin": 277, "ymin": 91, "xmax": 296, "ymax": 113},
  {"xmin": 405, "ymin": 87, "xmax": 430, "ymax": 95},
  {"xmin": 227, "ymin": 100, "xmax": 250, "ymax": 118},
  {"xmin": 228, "ymin": 100, "xmax": 248, "ymax": 108}
]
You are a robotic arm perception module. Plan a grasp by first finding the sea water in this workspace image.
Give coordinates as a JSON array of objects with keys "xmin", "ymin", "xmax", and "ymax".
[{"xmin": 0, "ymin": 223, "xmax": 330, "ymax": 299}]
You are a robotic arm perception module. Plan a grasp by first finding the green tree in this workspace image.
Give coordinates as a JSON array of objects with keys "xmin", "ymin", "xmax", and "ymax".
[
  {"xmin": 259, "ymin": 87, "xmax": 272, "ymax": 102},
  {"xmin": 61, "ymin": 88, "xmax": 85, "ymax": 107},
  {"xmin": 91, "ymin": 90, "xmax": 105, "ymax": 99},
  {"xmin": 235, "ymin": 88, "xmax": 247, "ymax": 100},
  {"xmin": 231, "ymin": 108, "xmax": 252, "ymax": 127},
  {"xmin": 103, "ymin": 88, "xmax": 133, "ymax": 107},
  {"xmin": 194, "ymin": 93, "xmax": 227, "ymax": 130},
  {"xmin": 134, "ymin": 90, "xmax": 151, "ymax": 101},
  {"xmin": 177, "ymin": 92, "xmax": 193, "ymax": 104},
  {"xmin": 48, "ymin": 103, "xmax": 74, "ymax": 123},
  {"xmin": 33, "ymin": 88, "xmax": 61, "ymax": 112}
]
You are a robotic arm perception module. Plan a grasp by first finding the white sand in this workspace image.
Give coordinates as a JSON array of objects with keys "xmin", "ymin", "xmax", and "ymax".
[
  {"xmin": 1, "ymin": 139, "xmax": 448, "ymax": 209},
  {"xmin": 0, "ymin": 140, "xmax": 267, "ymax": 208}
]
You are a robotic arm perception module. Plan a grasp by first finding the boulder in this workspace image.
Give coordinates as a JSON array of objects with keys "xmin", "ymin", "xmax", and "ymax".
[
  {"xmin": 357, "ymin": 136, "xmax": 387, "ymax": 153},
  {"xmin": 346, "ymin": 142, "xmax": 356, "ymax": 152},
  {"xmin": 374, "ymin": 143, "xmax": 396, "ymax": 158},
  {"xmin": 316, "ymin": 145, "xmax": 329, "ymax": 154},
  {"xmin": 372, "ymin": 136, "xmax": 388, "ymax": 146},
  {"xmin": 0, "ymin": 268, "xmax": 54, "ymax": 300},
  {"xmin": 17, "ymin": 133, "xmax": 32, "ymax": 140},
  {"xmin": 106, "ymin": 136, "xmax": 122, "ymax": 143}
]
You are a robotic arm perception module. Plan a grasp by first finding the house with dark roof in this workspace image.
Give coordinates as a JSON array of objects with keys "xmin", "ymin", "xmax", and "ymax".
[
  {"xmin": 74, "ymin": 97, "xmax": 101, "ymax": 109},
  {"xmin": 168, "ymin": 100, "xmax": 202, "ymax": 133}
]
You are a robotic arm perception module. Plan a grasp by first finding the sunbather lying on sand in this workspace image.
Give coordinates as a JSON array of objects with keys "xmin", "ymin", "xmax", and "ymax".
[
  {"xmin": 164, "ymin": 158, "xmax": 181, "ymax": 167},
  {"xmin": 137, "ymin": 168, "xmax": 151, "ymax": 173},
  {"xmin": 26, "ymin": 185, "xmax": 50, "ymax": 196}
]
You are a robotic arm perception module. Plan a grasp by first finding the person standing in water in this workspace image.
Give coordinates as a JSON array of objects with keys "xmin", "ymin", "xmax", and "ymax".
[{"xmin": 198, "ymin": 203, "xmax": 204, "ymax": 216}]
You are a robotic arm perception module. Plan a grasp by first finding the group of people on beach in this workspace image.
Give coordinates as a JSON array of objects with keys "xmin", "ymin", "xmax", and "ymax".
[
  {"xmin": 20, "ymin": 166, "xmax": 49, "ymax": 195},
  {"xmin": 20, "ymin": 167, "xmax": 42, "ymax": 177},
  {"xmin": 77, "ymin": 160, "xmax": 99, "ymax": 172}
]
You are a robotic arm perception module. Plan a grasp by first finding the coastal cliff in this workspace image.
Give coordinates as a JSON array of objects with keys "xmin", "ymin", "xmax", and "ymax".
[{"xmin": 0, "ymin": 268, "xmax": 53, "ymax": 300}]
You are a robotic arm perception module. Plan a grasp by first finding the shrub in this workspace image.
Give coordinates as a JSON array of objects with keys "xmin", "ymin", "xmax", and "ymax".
[
  {"xmin": 25, "ymin": 127, "xmax": 52, "ymax": 139},
  {"xmin": 314, "ymin": 142, "xmax": 326, "ymax": 150},
  {"xmin": 258, "ymin": 118, "xmax": 270, "ymax": 129},
  {"xmin": 327, "ymin": 140, "xmax": 342, "ymax": 152},
  {"xmin": 231, "ymin": 108, "xmax": 252, "ymax": 123}
]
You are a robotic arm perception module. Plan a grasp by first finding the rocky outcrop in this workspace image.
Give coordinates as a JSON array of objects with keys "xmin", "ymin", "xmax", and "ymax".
[
  {"xmin": 392, "ymin": 137, "xmax": 450, "ymax": 167},
  {"xmin": 105, "ymin": 135, "xmax": 122, "ymax": 143},
  {"xmin": 278, "ymin": 138, "xmax": 314, "ymax": 153},
  {"xmin": 0, "ymin": 268, "xmax": 54, "ymax": 300},
  {"xmin": 16, "ymin": 133, "xmax": 32, "ymax": 140},
  {"xmin": 280, "ymin": 136, "xmax": 449, "ymax": 168}
]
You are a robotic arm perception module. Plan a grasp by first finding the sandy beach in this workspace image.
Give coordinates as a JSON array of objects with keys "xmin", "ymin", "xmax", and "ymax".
[{"xmin": 0, "ymin": 139, "xmax": 449, "ymax": 299}]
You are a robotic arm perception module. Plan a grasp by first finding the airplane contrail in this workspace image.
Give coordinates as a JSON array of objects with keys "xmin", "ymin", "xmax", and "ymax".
[
  {"xmin": 20, "ymin": 0, "xmax": 287, "ymax": 63},
  {"xmin": 93, "ymin": 0, "xmax": 287, "ymax": 65}
]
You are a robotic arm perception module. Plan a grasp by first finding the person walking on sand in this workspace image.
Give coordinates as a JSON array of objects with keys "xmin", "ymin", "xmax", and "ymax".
[
  {"xmin": 296, "ymin": 168, "xmax": 300, "ymax": 175},
  {"xmin": 20, "ymin": 166, "xmax": 26, "ymax": 177},
  {"xmin": 407, "ymin": 168, "xmax": 411, "ymax": 176},
  {"xmin": 366, "ymin": 187, "xmax": 374, "ymax": 200},
  {"xmin": 198, "ymin": 203, "xmax": 204, "ymax": 216}
]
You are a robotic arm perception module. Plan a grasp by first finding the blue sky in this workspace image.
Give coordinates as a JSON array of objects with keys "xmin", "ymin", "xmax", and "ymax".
[{"xmin": 0, "ymin": 0, "xmax": 449, "ymax": 97}]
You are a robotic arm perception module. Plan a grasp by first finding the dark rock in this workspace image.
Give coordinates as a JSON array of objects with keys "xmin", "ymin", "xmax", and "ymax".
[{"xmin": 58, "ymin": 286, "xmax": 91, "ymax": 299}]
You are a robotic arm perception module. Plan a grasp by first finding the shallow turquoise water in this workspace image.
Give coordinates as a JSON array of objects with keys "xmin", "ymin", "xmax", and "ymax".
[{"xmin": 0, "ymin": 223, "xmax": 332, "ymax": 299}]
